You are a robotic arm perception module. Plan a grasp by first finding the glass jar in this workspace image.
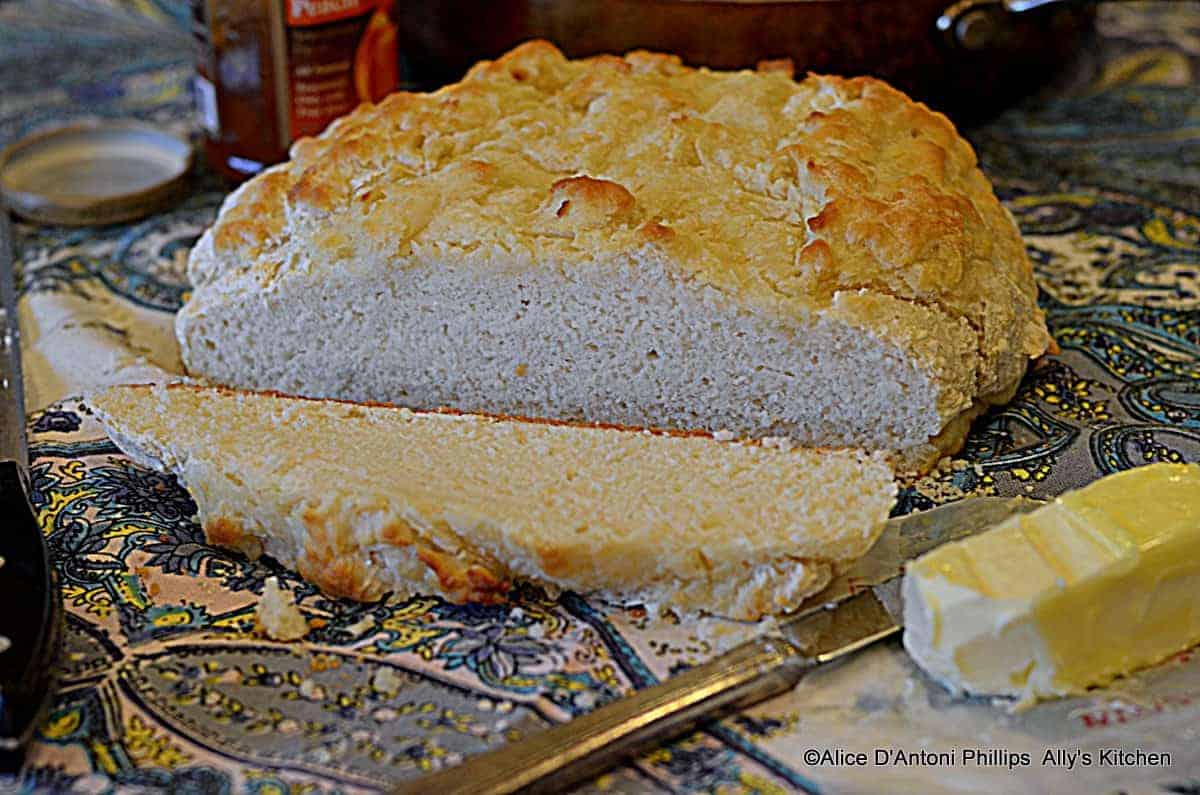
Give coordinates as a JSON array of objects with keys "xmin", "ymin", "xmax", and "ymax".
[{"xmin": 191, "ymin": 0, "xmax": 401, "ymax": 181}]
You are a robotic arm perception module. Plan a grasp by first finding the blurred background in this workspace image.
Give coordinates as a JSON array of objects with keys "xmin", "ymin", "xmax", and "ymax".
[{"xmin": 0, "ymin": 1, "xmax": 1196, "ymax": 201}]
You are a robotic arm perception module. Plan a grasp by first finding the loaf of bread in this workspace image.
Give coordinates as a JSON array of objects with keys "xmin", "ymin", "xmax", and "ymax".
[
  {"xmin": 87, "ymin": 383, "xmax": 896, "ymax": 620},
  {"xmin": 179, "ymin": 41, "xmax": 1052, "ymax": 471}
]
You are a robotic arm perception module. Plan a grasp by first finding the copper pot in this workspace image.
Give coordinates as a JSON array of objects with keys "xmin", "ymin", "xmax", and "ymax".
[{"xmin": 399, "ymin": 0, "xmax": 1095, "ymax": 121}]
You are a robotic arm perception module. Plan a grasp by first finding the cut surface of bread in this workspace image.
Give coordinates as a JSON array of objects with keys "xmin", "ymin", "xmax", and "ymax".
[
  {"xmin": 87, "ymin": 383, "xmax": 897, "ymax": 620},
  {"xmin": 178, "ymin": 40, "xmax": 1052, "ymax": 472}
]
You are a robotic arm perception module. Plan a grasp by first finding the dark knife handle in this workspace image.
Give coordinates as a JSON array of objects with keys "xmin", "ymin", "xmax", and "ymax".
[{"xmin": 0, "ymin": 460, "xmax": 60, "ymax": 772}]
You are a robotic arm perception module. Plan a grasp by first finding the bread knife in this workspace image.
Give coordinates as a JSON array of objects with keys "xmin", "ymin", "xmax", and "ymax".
[
  {"xmin": 0, "ymin": 209, "xmax": 61, "ymax": 771},
  {"xmin": 391, "ymin": 495, "xmax": 1043, "ymax": 795}
]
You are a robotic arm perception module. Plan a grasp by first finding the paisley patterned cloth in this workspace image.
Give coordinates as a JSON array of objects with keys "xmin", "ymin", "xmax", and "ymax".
[{"xmin": 3, "ymin": 2, "xmax": 1200, "ymax": 793}]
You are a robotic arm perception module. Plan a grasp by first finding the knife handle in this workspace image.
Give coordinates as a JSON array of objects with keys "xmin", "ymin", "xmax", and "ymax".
[
  {"xmin": 0, "ymin": 460, "xmax": 61, "ymax": 771},
  {"xmin": 389, "ymin": 636, "xmax": 810, "ymax": 795}
]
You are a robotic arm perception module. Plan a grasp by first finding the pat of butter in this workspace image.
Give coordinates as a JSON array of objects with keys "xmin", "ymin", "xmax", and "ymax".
[{"xmin": 902, "ymin": 463, "xmax": 1200, "ymax": 705}]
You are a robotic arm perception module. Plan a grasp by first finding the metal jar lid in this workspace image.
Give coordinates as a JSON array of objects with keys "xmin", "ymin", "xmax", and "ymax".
[{"xmin": 0, "ymin": 120, "xmax": 193, "ymax": 226}]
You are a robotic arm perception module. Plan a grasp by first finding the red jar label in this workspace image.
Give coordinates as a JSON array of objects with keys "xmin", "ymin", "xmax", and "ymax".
[
  {"xmin": 192, "ymin": 0, "xmax": 399, "ymax": 180},
  {"xmin": 287, "ymin": 0, "xmax": 376, "ymax": 28},
  {"xmin": 285, "ymin": 0, "xmax": 398, "ymax": 139}
]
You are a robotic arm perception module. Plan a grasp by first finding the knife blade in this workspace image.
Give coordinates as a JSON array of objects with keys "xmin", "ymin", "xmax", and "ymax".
[
  {"xmin": 0, "ymin": 209, "xmax": 61, "ymax": 771},
  {"xmin": 793, "ymin": 493, "xmax": 1044, "ymax": 616},
  {"xmin": 390, "ymin": 495, "xmax": 1043, "ymax": 795}
]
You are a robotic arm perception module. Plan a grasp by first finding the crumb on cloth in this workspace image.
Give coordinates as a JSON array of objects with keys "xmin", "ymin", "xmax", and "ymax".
[{"xmin": 256, "ymin": 576, "xmax": 309, "ymax": 641}]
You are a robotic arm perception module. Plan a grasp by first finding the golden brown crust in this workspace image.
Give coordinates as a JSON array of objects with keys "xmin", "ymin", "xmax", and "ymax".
[
  {"xmin": 209, "ymin": 169, "xmax": 290, "ymax": 258},
  {"xmin": 205, "ymin": 516, "xmax": 263, "ymax": 559},
  {"xmin": 415, "ymin": 547, "xmax": 510, "ymax": 604},
  {"xmin": 295, "ymin": 505, "xmax": 382, "ymax": 601},
  {"xmin": 295, "ymin": 501, "xmax": 512, "ymax": 603},
  {"xmin": 207, "ymin": 508, "xmax": 511, "ymax": 606},
  {"xmin": 543, "ymin": 175, "xmax": 637, "ymax": 230},
  {"xmin": 207, "ymin": 517, "xmax": 247, "ymax": 547}
]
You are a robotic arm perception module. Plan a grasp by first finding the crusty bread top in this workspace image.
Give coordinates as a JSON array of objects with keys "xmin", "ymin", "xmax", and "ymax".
[{"xmin": 192, "ymin": 40, "xmax": 1051, "ymax": 399}]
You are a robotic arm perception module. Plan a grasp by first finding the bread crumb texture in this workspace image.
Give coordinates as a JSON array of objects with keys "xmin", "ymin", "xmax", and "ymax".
[
  {"xmin": 88, "ymin": 383, "xmax": 897, "ymax": 620},
  {"xmin": 181, "ymin": 40, "xmax": 1051, "ymax": 469},
  {"xmin": 255, "ymin": 576, "xmax": 309, "ymax": 641}
]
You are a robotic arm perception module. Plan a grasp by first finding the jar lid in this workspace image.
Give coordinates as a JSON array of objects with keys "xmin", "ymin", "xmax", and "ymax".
[{"xmin": 0, "ymin": 120, "xmax": 193, "ymax": 226}]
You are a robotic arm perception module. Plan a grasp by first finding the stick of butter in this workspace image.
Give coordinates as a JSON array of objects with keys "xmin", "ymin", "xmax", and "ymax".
[{"xmin": 902, "ymin": 462, "xmax": 1200, "ymax": 706}]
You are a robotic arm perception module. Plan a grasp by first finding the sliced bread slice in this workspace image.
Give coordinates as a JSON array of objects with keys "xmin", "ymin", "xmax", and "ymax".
[{"xmin": 87, "ymin": 383, "xmax": 896, "ymax": 619}]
